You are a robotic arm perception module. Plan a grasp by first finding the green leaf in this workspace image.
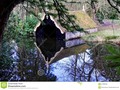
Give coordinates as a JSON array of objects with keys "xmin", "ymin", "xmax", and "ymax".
[
  {"xmin": 116, "ymin": 66, "xmax": 120, "ymax": 75},
  {"xmin": 105, "ymin": 44, "xmax": 119, "ymax": 55},
  {"xmin": 105, "ymin": 55, "xmax": 120, "ymax": 62}
]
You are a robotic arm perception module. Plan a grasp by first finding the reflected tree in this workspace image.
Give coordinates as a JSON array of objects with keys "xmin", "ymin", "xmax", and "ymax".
[
  {"xmin": 58, "ymin": 48, "xmax": 119, "ymax": 81},
  {"xmin": 91, "ymin": 43, "xmax": 120, "ymax": 81}
]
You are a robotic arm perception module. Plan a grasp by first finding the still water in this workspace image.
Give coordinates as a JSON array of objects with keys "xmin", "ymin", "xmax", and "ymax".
[{"xmin": 0, "ymin": 37, "xmax": 119, "ymax": 81}]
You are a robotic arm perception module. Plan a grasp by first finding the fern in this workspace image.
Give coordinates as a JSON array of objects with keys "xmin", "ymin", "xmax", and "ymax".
[{"xmin": 104, "ymin": 44, "xmax": 120, "ymax": 74}]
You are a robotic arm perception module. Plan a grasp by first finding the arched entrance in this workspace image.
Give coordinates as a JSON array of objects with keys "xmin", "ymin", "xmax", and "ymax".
[{"xmin": 35, "ymin": 14, "xmax": 65, "ymax": 62}]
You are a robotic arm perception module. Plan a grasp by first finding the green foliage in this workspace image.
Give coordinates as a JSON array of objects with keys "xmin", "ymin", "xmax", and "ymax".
[
  {"xmin": 1, "ymin": 11, "xmax": 38, "ymax": 70},
  {"xmin": 104, "ymin": 44, "xmax": 120, "ymax": 74},
  {"xmin": 105, "ymin": 36, "xmax": 119, "ymax": 41},
  {"xmin": 6, "ymin": 12, "xmax": 38, "ymax": 39},
  {"xmin": 0, "ymin": 41, "xmax": 13, "ymax": 69},
  {"xmin": 25, "ymin": 0, "xmax": 83, "ymax": 32},
  {"xmin": 116, "ymin": 66, "xmax": 120, "ymax": 74},
  {"xmin": 23, "ymin": 15, "xmax": 39, "ymax": 35},
  {"xmin": 107, "ymin": 8, "xmax": 119, "ymax": 19},
  {"xmin": 91, "ymin": 0, "xmax": 98, "ymax": 3},
  {"xmin": 96, "ymin": 9, "xmax": 104, "ymax": 23},
  {"xmin": 101, "ymin": 6, "xmax": 119, "ymax": 19},
  {"xmin": 98, "ymin": 7, "xmax": 119, "ymax": 21},
  {"xmin": 0, "ymin": 54, "xmax": 13, "ymax": 69}
]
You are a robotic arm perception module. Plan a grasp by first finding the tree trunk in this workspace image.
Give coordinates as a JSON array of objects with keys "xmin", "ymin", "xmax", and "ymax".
[
  {"xmin": 107, "ymin": 0, "xmax": 120, "ymax": 13},
  {"xmin": 0, "ymin": 0, "xmax": 24, "ymax": 41}
]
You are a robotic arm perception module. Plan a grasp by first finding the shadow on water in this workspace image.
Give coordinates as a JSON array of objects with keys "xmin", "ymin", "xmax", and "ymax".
[{"xmin": 1, "ymin": 36, "xmax": 120, "ymax": 81}]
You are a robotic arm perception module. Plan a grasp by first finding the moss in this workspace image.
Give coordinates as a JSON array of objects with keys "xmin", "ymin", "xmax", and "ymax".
[{"xmin": 69, "ymin": 11, "xmax": 97, "ymax": 29}]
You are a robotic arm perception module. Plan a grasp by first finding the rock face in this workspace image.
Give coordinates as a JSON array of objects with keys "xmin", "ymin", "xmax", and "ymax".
[{"xmin": 0, "ymin": 0, "xmax": 24, "ymax": 41}]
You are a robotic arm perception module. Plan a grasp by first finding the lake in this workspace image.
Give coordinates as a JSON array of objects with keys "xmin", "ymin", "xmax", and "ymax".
[{"xmin": 0, "ymin": 37, "xmax": 119, "ymax": 81}]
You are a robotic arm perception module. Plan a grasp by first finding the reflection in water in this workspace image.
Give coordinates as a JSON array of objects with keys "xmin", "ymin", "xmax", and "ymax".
[
  {"xmin": 0, "ymin": 37, "xmax": 119, "ymax": 81},
  {"xmin": 37, "ymin": 38, "xmax": 85, "ymax": 64},
  {"xmin": 50, "ymin": 50, "xmax": 109, "ymax": 81}
]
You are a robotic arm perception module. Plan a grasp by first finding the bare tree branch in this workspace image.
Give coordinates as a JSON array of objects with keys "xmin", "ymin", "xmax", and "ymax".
[{"xmin": 107, "ymin": 0, "xmax": 120, "ymax": 13}]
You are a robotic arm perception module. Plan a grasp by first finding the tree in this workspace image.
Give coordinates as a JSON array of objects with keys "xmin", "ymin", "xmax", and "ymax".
[
  {"xmin": 107, "ymin": 0, "xmax": 120, "ymax": 13},
  {"xmin": 0, "ymin": 0, "xmax": 24, "ymax": 41},
  {"xmin": 0, "ymin": 0, "xmax": 82, "ymax": 42},
  {"xmin": 85, "ymin": 0, "xmax": 99, "ymax": 24}
]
